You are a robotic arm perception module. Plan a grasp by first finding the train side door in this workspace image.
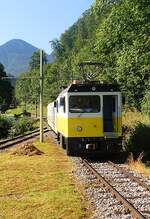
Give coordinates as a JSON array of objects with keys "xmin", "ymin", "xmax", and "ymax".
[{"xmin": 103, "ymin": 95, "xmax": 118, "ymax": 134}]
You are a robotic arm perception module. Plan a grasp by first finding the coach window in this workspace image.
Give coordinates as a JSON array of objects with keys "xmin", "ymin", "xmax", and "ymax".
[
  {"xmin": 56, "ymin": 101, "xmax": 58, "ymax": 112},
  {"xmin": 69, "ymin": 95, "xmax": 100, "ymax": 113},
  {"xmin": 60, "ymin": 97, "xmax": 66, "ymax": 113}
]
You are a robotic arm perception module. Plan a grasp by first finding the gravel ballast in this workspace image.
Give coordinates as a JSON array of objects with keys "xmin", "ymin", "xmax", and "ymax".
[{"xmin": 71, "ymin": 157, "xmax": 150, "ymax": 219}]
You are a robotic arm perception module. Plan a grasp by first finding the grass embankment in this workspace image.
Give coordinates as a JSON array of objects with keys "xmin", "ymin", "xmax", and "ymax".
[
  {"xmin": 123, "ymin": 109, "xmax": 150, "ymax": 175},
  {"xmin": 5, "ymin": 105, "xmax": 47, "ymax": 117},
  {"xmin": 5, "ymin": 107, "xmax": 23, "ymax": 116},
  {"xmin": 0, "ymin": 138, "xmax": 88, "ymax": 219}
]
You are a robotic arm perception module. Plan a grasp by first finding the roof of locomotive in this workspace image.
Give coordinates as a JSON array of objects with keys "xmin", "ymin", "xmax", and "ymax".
[
  {"xmin": 68, "ymin": 83, "xmax": 120, "ymax": 92},
  {"xmin": 58, "ymin": 82, "xmax": 120, "ymax": 97}
]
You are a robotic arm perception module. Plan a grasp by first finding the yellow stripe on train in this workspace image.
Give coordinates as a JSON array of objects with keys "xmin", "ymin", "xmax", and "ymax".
[{"xmin": 56, "ymin": 116, "xmax": 122, "ymax": 138}]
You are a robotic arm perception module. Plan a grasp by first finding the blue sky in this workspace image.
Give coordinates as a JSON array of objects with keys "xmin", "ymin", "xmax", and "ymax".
[{"xmin": 0, "ymin": 0, "xmax": 93, "ymax": 53}]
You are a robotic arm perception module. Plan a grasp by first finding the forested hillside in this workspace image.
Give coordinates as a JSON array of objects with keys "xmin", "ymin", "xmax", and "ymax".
[{"xmin": 16, "ymin": 0, "xmax": 150, "ymax": 113}]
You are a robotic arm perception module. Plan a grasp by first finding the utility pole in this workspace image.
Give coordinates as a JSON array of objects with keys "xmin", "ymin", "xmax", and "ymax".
[
  {"xmin": 40, "ymin": 49, "xmax": 44, "ymax": 143},
  {"xmin": 35, "ymin": 99, "xmax": 38, "ymax": 118}
]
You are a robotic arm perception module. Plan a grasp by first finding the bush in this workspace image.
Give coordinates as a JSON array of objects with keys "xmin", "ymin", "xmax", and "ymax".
[
  {"xmin": 122, "ymin": 110, "xmax": 150, "ymax": 160},
  {"xmin": 0, "ymin": 117, "xmax": 12, "ymax": 139},
  {"xmin": 125, "ymin": 122, "xmax": 150, "ymax": 160},
  {"xmin": 10, "ymin": 117, "xmax": 34, "ymax": 137}
]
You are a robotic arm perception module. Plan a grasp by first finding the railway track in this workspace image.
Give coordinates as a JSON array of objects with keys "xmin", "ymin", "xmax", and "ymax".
[
  {"xmin": 0, "ymin": 127, "xmax": 49, "ymax": 150},
  {"xmin": 73, "ymin": 158, "xmax": 150, "ymax": 219},
  {"xmin": 108, "ymin": 161, "xmax": 150, "ymax": 192}
]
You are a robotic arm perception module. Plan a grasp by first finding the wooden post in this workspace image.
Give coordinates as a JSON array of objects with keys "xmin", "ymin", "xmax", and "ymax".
[{"xmin": 40, "ymin": 49, "xmax": 44, "ymax": 143}]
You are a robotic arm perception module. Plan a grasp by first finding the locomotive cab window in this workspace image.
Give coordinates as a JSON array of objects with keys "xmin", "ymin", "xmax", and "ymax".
[{"xmin": 69, "ymin": 95, "xmax": 100, "ymax": 113}]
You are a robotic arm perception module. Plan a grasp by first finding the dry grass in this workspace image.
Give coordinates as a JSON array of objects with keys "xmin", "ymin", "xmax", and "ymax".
[
  {"xmin": 0, "ymin": 137, "xmax": 88, "ymax": 219},
  {"xmin": 123, "ymin": 108, "xmax": 150, "ymax": 129},
  {"xmin": 126, "ymin": 153, "xmax": 150, "ymax": 176}
]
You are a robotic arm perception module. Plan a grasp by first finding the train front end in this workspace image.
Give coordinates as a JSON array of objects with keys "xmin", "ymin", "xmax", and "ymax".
[{"xmin": 56, "ymin": 83, "xmax": 122, "ymax": 156}]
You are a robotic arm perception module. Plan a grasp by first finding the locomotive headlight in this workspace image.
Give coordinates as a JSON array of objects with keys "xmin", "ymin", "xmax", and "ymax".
[
  {"xmin": 92, "ymin": 86, "xmax": 96, "ymax": 91},
  {"xmin": 76, "ymin": 126, "xmax": 82, "ymax": 132}
]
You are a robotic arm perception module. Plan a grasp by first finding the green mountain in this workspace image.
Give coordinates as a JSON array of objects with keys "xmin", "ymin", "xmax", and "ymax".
[{"xmin": 0, "ymin": 39, "xmax": 53, "ymax": 76}]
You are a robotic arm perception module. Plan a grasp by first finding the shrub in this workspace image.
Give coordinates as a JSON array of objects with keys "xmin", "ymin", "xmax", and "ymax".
[
  {"xmin": 0, "ymin": 116, "xmax": 12, "ymax": 139},
  {"xmin": 123, "ymin": 109, "xmax": 150, "ymax": 160},
  {"xmin": 125, "ymin": 123, "xmax": 150, "ymax": 160},
  {"xmin": 10, "ymin": 117, "xmax": 34, "ymax": 137}
]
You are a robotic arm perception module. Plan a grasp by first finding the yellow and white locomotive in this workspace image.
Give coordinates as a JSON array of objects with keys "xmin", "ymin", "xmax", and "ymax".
[{"xmin": 47, "ymin": 81, "xmax": 122, "ymax": 156}]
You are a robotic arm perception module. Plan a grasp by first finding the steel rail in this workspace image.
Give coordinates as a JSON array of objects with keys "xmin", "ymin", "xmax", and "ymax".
[
  {"xmin": 82, "ymin": 159, "xmax": 146, "ymax": 219},
  {"xmin": 0, "ymin": 128, "xmax": 49, "ymax": 150},
  {"xmin": 108, "ymin": 161, "xmax": 150, "ymax": 192},
  {"xmin": 0, "ymin": 128, "xmax": 42, "ymax": 144}
]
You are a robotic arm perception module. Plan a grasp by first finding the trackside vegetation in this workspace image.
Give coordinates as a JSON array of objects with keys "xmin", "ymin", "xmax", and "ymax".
[
  {"xmin": 123, "ymin": 109, "xmax": 150, "ymax": 160},
  {"xmin": 127, "ymin": 153, "xmax": 150, "ymax": 176},
  {"xmin": 0, "ymin": 116, "xmax": 36, "ymax": 139},
  {"xmin": 5, "ymin": 104, "xmax": 47, "ymax": 117},
  {"xmin": 0, "ymin": 116, "xmax": 12, "ymax": 139},
  {"xmin": 0, "ymin": 138, "xmax": 88, "ymax": 219}
]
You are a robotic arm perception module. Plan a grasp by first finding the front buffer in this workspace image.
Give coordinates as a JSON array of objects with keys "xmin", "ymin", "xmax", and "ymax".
[{"xmin": 65, "ymin": 136, "xmax": 122, "ymax": 156}]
